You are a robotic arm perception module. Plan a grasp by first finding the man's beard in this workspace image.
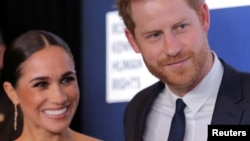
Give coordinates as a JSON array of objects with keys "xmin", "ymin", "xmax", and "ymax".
[{"xmin": 143, "ymin": 43, "xmax": 211, "ymax": 92}]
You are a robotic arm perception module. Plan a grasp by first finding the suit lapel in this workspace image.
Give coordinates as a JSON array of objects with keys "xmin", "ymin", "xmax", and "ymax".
[
  {"xmin": 138, "ymin": 81, "xmax": 165, "ymax": 141},
  {"xmin": 211, "ymin": 62, "xmax": 244, "ymax": 124}
]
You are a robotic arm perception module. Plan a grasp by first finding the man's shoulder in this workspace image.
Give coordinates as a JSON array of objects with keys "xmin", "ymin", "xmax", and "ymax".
[
  {"xmin": 127, "ymin": 81, "xmax": 164, "ymax": 107},
  {"xmin": 124, "ymin": 81, "xmax": 164, "ymax": 131},
  {"xmin": 221, "ymin": 59, "xmax": 250, "ymax": 78}
]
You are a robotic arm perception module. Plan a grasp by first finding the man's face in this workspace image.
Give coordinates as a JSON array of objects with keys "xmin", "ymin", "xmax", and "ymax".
[{"xmin": 126, "ymin": 0, "xmax": 213, "ymax": 94}]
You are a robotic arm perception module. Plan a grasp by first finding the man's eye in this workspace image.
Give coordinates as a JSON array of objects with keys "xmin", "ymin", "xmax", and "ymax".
[
  {"xmin": 179, "ymin": 23, "xmax": 187, "ymax": 29},
  {"xmin": 152, "ymin": 32, "xmax": 160, "ymax": 38},
  {"xmin": 144, "ymin": 31, "xmax": 162, "ymax": 42},
  {"xmin": 148, "ymin": 32, "xmax": 161, "ymax": 39},
  {"xmin": 173, "ymin": 23, "xmax": 190, "ymax": 34},
  {"xmin": 176, "ymin": 23, "xmax": 189, "ymax": 31}
]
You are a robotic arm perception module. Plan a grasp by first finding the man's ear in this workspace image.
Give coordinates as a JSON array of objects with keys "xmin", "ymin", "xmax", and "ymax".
[
  {"xmin": 125, "ymin": 28, "xmax": 141, "ymax": 53},
  {"xmin": 3, "ymin": 82, "xmax": 19, "ymax": 105},
  {"xmin": 200, "ymin": 3, "xmax": 210, "ymax": 32}
]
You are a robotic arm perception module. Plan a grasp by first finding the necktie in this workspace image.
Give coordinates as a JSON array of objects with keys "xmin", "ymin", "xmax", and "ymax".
[{"xmin": 168, "ymin": 98, "xmax": 186, "ymax": 141}]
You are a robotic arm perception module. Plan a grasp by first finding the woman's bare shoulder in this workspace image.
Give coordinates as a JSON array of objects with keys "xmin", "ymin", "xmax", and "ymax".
[{"xmin": 72, "ymin": 130, "xmax": 103, "ymax": 141}]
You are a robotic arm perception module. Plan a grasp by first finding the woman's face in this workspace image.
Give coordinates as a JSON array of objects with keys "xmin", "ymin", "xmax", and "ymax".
[{"xmin": 14, "ymin": 46, "xmax": 79, "ymax": 133}]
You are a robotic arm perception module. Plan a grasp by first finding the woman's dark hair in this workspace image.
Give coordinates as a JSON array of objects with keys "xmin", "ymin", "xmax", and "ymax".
[{"xmin": 3, "ymin": 30, "xmax": 74, "ymax": 87}]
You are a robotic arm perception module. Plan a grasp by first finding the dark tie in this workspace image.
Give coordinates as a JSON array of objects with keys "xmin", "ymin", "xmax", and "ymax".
[{"xmin": 168, "ymin": 98, "xmax": 186, "ymax": 141}]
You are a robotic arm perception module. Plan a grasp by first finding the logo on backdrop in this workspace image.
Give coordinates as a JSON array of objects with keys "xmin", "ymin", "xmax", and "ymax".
[{"xmin": 105, "ymin": 11, "xmax": 158, "ymax": 103}]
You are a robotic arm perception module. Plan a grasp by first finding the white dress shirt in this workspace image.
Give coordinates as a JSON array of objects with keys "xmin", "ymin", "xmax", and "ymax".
[{"xmin": 143, "ymin": 52, "xmax": 224, "ymax": 141}]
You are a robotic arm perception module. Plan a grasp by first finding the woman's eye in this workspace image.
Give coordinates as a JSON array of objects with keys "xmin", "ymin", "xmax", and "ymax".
[
  {"xmin": 61, "ymin": 76, "xmax": 75, "ymax": 84},
  {"xmin": 33, "ymin": 82, "xmax": 48, "ymax": 88}
]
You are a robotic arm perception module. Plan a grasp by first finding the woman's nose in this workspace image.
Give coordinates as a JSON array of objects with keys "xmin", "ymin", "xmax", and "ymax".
[{"xmin": 49, "ymin": 85, "xmax": 68, "ymax": 104}]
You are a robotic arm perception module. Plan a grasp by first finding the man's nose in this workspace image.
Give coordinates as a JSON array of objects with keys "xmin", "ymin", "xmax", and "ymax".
[{"xmin": 163, "ymin": 32, "xmax": 182, "ymax": 56}]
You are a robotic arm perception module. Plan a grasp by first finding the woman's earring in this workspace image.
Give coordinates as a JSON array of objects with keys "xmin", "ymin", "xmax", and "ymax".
[{"xmin": 14, "ymin": 104, "xmax": 18, "ymax": 131}]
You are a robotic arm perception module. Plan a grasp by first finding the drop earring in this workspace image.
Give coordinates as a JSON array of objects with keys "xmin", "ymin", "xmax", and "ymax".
[{"xmin": 14, "ymin": 104, "xmax": 18, "ymax": 131}]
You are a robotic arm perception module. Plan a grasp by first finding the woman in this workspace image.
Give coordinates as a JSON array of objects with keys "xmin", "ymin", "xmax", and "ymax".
[{"xmin": 2, "ymin": 30, "xmax": 101, "ymax": 141}]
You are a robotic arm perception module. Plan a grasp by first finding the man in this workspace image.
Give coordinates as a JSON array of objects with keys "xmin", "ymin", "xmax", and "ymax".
[
  {"xmin": 116, "ymin": 0, "xmax": 250, "ymax": 141},
  {"xmin": 0, "ymin": 30, "xmax": 22, "ymax": 141}
]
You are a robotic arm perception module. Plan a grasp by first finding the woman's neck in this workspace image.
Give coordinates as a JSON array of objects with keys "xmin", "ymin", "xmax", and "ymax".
[{"xmin": 16, "ymin": 126, "xmax": 75, "ymax": 141}]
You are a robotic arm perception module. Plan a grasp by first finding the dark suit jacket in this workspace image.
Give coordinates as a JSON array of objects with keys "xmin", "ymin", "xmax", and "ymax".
[{"xmin": 124, "ymin": 60, "xmax": 250, "ymax": 141}]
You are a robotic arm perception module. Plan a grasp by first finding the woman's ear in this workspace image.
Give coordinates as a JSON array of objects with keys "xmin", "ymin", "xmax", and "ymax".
[{"xmin": 3, "ymin": 82, "xmax": 19, "ymax": 105}]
